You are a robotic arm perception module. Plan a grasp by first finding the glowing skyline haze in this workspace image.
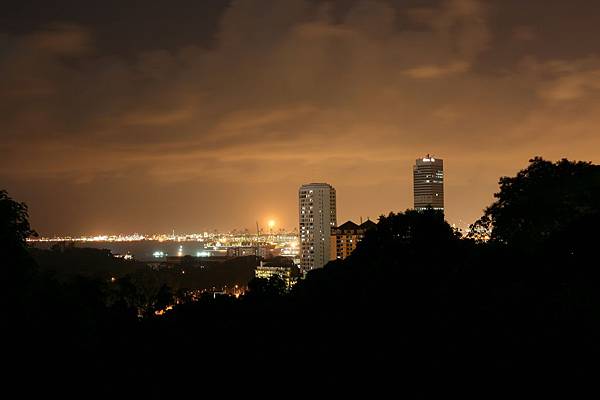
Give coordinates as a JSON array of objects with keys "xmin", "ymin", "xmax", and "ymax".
[{"xmin": 2, "ymin": 0, "xmax": 599, "ymax": 235}]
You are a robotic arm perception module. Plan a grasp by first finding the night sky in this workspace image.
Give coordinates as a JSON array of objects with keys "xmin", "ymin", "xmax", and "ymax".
[{"xmin": 2, "ymin": 0, "xmax": 599, "ymax": 235}]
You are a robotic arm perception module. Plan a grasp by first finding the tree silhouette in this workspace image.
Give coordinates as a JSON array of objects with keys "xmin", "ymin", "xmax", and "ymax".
[
  {"xmin": 154, "ymin": 284, "xmax": 174, "ymax": 312},
  {"xmin": 0, "ymin": 189, "xmax": 37, "ymax": 252},
  {"xmin": 246, "ymin": 276, "xmax": 286, "ymax": 300},
  {"xmin": 2, "ymin": 190, "xmax": 39, "ymax": 310},
  {"xmin": 470, "ymin": 157, "xmax": 600, "ymax": 248}
]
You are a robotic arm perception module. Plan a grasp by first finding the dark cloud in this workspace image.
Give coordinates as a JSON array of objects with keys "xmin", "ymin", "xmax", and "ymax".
[{"xmin": 1, "ymin": 0, "xmax": 600, "ymax": 235}]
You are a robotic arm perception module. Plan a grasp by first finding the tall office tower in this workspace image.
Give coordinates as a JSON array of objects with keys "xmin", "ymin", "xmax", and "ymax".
[
  {"xmin": 299, "ymin": 183, "xmax": 337, "ymax": 272},
  {"xmin": 413, "ymin": 155, "xmax": 444, "ymax": 212}
]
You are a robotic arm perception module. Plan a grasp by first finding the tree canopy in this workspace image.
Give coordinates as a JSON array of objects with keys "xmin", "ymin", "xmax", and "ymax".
[
  {"xmin": 471, "ymin": 157, "xmax": 600, "ymax": 247},
  {"xmin": 1, "ymin": 189, "xmax": 36, "ymax": 255}
]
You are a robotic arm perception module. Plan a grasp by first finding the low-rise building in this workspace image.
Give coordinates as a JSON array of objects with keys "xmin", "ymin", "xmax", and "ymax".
[
  {"xmin": 255, "ymin": 260, "xmax": 300, "ymax": 290},
  {"xmin": 227, "ymin": 244, "xmax": 275, "ymax": 258}
]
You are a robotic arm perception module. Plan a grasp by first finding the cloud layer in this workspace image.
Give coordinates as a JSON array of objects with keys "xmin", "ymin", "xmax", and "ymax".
[{"xmin": 2, "ymin": 0, "xmax": 600, "ymax": 234}]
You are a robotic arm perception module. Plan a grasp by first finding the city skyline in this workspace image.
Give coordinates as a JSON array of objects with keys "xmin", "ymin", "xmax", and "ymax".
[
  {"xmin": 28, "ymin": 154, "xmax": 445, "ymax": 238},
  {"xmin": 3, "ymin": 0, "xmax": 600, "ymax": 235}
]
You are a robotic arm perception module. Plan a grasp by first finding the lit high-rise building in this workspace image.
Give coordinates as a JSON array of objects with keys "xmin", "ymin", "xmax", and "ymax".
[
  {"xmin": 299, "ymin": 183, "xmax": 337, "ymax": 272},
  {"xmin": 413, "ymin": 155, "xmax": 444, "ymax": 212}
]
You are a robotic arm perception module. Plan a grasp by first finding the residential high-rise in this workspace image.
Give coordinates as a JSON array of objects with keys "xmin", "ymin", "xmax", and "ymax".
[
  {"xmin": 330, "ymin": 219, "xmax": 376, "ymax": 261},
  {"xmin": 299, "ymin": 183, "xmax": 337, "ymax": 272},
  {"xmin": 413, "ymin": 155, "xmax": 444, "ymax": 212}
]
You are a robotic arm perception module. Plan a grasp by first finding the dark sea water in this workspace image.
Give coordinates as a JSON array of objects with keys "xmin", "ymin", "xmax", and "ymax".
[{"xmin": 30, "ymin": 240, "xmax": 225, "ymax": 261}]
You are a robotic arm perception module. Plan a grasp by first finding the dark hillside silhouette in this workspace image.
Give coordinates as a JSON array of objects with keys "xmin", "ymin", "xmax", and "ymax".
[
  {"xmin": 29, "ymin": 245, "xmax": 257, "ymax": 291},
  {"xmin": 29, "ymin": 245, "xmax": 146, "ymax": 279},
  {"xmin": 3, "ymin": 157, "xmax": 600, "ymax": 393}
]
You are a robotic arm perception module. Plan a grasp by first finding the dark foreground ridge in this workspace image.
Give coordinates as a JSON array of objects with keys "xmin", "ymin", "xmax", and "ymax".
[{"xmin": 3, "ymin": 157, "xmax": 600, "ymax": 393}]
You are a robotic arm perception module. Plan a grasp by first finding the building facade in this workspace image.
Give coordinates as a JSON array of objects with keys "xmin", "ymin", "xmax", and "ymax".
[
  {"xmin": 226, "ymin": 245, "xmax": 275, "ymax": 258},
  {"xmin": 299, "ymin": 183, "xmax": 337, "ymax": 272},
  {"xmin": 255, "ymin": 261, "xmax": 300, "ymax": 290},
  {"xmin": 330, "ymin": 219, "xmax": 376, "ymax": 260},
  {"xmin": 413, "ymin": 155, "xmax": 444, "ymax": 212}
]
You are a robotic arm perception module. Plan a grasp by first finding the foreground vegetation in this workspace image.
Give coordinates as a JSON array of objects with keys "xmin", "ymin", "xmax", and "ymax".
[{"xmin": 3, "ymin": 157, "xmax": 600, "ymax": 392}]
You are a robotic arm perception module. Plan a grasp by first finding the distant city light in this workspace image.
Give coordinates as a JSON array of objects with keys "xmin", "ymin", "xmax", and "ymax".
[
  {"xmin": 113, "ymin": 253, "xmax": 133, "ymax": 260},
  {"xmin": 27, "ymin": 229, "xmax": 302, "ymax": 261}
]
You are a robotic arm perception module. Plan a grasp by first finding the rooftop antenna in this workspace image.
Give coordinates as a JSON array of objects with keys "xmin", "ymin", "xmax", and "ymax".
[{"xmin": 256, "ymin": 221, "xmax": 260, "ymax": 260}]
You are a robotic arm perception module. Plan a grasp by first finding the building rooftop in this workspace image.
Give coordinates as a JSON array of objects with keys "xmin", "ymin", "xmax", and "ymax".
[
  {"xmin": 337, "ymin": 221, "xmax": 360, "ymax": 230},
  {"xmin": 332, "ymin": 219, "xmax": 377, "ymax": 232},
  {"xmin": 300, "ymin": 182, "xmax": 334, "ymax": 187},
  {"xmin": 416, "ymin": 154, "xmax": 443, "ymax": 164},
  {"xmin": 359, "ymin": 220, "xmax": 377, "ymax": 230}
]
